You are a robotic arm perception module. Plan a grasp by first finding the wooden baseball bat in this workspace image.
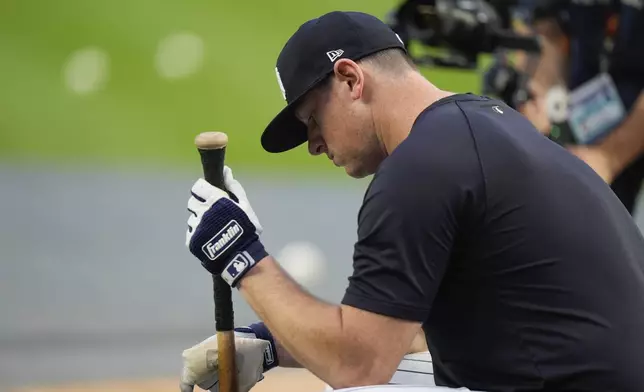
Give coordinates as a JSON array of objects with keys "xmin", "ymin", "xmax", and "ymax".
[{"xmin": 194, "ymin": 131, "xmax": 238, "ymax": 392}]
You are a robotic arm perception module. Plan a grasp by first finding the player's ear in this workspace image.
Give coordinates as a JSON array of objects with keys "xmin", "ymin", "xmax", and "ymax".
[{"xmin": 333, "ymin": 59, "xmax": 363, "ymax": 100}]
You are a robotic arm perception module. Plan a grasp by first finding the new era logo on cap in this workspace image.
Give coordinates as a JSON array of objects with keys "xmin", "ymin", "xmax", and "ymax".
[{"xmin": 326, "ymin": 49, "xmax": 344, "ymax": 62}]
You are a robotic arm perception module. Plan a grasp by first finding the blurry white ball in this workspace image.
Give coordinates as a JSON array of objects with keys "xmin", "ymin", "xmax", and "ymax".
[
  {"xmin": 63, "ymin": 46, "xmax": 110, "ymax": 95},
  {"xmin": 155, "ymin": 31, "xmax": 205, "ymax": 80},
  {"xmin": 276, "ymin": 241, "xmax": 327, "ymax": 288},
  {"xmin": 546, "ymin": 85, "xmax": 569, "ymax": 124}
]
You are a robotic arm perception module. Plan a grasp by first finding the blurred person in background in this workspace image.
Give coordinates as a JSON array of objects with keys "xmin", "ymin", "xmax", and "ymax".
[{"xmin": 520, "ymin": 0, "xmax": 644, "ymax": 215}]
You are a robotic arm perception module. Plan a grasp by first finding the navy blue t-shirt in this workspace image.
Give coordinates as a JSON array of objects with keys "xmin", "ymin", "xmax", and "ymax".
[{"xmin": 342, "ymin": 94, "xmax": 644, "ymax": 391}]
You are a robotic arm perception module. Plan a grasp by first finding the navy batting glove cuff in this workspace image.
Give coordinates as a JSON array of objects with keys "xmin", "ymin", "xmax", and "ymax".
[
  {"xmin": 235, "ymin": 321, "xmax": 279, "ymax": 372},
  {"xmin": 220, "ymin": 240, "xmax": 269, "ymax": 287}
]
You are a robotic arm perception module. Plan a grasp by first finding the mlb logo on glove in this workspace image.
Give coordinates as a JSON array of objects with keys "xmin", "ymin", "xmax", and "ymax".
[{"xmin": 223, "ymin": 252, "xmax": 252, "ymax": 281}]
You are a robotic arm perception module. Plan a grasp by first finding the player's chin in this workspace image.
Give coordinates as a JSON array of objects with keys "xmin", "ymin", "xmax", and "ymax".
[{"xmin": 344, "ymin": 162, "xmax": 375, "ymax": 179}]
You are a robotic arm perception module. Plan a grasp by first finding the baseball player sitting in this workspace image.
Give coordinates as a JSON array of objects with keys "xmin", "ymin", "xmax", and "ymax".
[{"xmin": 180, "ymin": 10, "xmax": 644, "ymax": 392}]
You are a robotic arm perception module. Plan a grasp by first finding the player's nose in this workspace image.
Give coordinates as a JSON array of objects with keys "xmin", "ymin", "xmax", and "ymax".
[{"xmin": 307, "ymin": 131, "xmax": 327, "ymax": 156}]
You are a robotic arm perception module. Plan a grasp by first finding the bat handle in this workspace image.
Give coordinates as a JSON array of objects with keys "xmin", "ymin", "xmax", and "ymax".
[
  {"xmin": 213, "ymin": 275, "xmax": 235, "ymax": 330},
  {"xmin": 195, "ymin": 133, "xmax": 239, "ymax": 392},
  {"xmin": 197, "ymin": 147, "xmax": 236, "ymax": 332}
]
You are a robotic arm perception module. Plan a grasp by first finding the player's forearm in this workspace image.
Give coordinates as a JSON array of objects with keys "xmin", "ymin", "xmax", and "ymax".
[
  {"xmin": 274, "ymin": 325, "xmax": 425, "ymax": 371},
  {"xmin": 275, "ymin": 338, "xmax": 304, "ymax": 368},
  {"xmin": 275, "ymin": 329, "xmax": 424, "ymax": 368},
  {"xmin": 275, "ymin": 323, "xmax": 425, "ymax": 370},
  {"xmin": 238, "ymin": 256, "xmax": 389, "ymax": 388},
  {"xmin": 600, "ymin": 92, "xmax": 644, "ymax": 176}
]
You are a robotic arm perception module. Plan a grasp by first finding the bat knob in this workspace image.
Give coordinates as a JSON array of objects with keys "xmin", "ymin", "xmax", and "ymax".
[{"xmin": 195, "ymin": 132, "xmax": 229, "ymax": 150}]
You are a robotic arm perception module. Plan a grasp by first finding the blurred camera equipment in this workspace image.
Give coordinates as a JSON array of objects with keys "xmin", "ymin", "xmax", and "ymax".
[{"xmin": 386, "ymin": 0, "xmax": 542, "ymax": 70}]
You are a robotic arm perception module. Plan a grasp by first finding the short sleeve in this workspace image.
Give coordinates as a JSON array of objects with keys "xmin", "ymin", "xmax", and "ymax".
[{"xmin": 341, "ymin": 102, "xmax": 485, "ymax": 322}]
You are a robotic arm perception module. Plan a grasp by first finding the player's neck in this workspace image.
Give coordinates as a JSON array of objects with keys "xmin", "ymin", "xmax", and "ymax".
[{"xmin": 375, "ymin": 75, "xmax": 454, "ymax": 155}]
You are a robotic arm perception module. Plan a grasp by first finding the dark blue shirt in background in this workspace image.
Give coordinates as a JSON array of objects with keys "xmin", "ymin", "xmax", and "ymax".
[
  {"xmin": 567, "ymin": 0, "xmax": 644, "ymax": 108},
  {"xmin": 566, "ymin": 0, "xmax": 644, "ymax": 213},
  {"xmin": 343, "ymin": 94, "xmax": 644, "ymax": 391}
]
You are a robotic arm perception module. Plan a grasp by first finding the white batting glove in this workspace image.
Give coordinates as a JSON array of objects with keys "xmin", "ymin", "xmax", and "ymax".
[
  {"xmin": 185, "ymin": 166, "xmax": 262, "ymax": 248},
  {"xmin": 179, "ymin": 334, "xmax": 270, "ymax": 392},
  {"xmin": 222, "ymin": 166, "xmax": 263, "ymax": 235},
  {"xmin": 185, "ymin": 166, "xmax": 268, "ymax": 285}
]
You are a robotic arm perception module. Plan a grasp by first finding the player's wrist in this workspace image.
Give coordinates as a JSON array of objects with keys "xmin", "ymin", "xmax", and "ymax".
[{"xmin": 234, "ymin": 321, "xmax": 279, "ymax": 371}]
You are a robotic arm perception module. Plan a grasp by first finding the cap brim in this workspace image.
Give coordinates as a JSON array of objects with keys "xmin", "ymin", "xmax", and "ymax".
[{"xmin": 261, "ymin": 103, "xmax": 308, "ymax": 153}]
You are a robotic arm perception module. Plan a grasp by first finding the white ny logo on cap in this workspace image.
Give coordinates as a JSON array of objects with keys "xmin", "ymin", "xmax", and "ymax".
[{"xmin": 326, "ymin": 49, "xmax": 344, "ymax": 62}]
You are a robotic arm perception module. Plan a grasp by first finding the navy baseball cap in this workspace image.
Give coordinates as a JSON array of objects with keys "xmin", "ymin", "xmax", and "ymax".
[{"xmin": 261, "ymin": 11, "xmax": 407, "ymax": 153}]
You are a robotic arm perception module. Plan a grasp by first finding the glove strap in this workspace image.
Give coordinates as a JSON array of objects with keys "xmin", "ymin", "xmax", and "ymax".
[
  {"xmin": 220, "ymin": 240, "xmax": 268, "ymax": 287},
  {"xmin": 235, "ymin": 322, "xmax": 279, "ymax": 372}
]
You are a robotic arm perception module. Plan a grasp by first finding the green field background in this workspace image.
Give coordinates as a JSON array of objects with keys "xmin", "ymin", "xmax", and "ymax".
[{"xmin": 0, "ymin": 0, "xmax": 485, "ymax": 174}]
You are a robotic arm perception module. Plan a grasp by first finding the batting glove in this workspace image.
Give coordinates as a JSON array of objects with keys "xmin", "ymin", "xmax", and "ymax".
[
  {"xmin": 186, "ymin": 166, "xmax": 268, "ymax": 286},
  {"xmin": 179, "ymin": 323, "xmax": 278, "ymax": 392}
]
